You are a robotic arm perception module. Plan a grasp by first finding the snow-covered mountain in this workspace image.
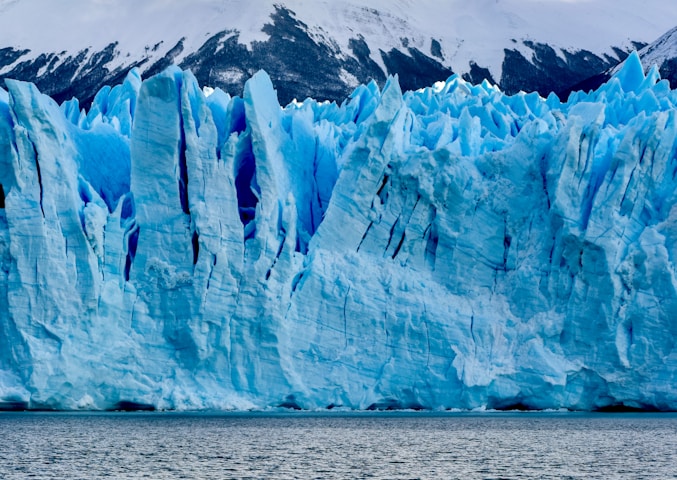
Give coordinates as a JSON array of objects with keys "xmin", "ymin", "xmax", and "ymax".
[
  {"xmin": 637, "ymin": 26, "xmax": 677, "ymax": 88},
  {"xmin": 1, "ymin": 54, "xmax": 677, "ymax": 411},
  {"xmin": 573, "ymin": 25, "xmax": 677, "ymax": 95},
  {"xmin": 0, "ymin": 0, "xmax": 674, "ymax": 105}
]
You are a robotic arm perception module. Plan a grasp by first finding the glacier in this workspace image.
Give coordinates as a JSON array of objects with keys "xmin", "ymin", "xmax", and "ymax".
[{"xmin": 1, "ymin": 52, "xmax": 677, "ymax": 411}]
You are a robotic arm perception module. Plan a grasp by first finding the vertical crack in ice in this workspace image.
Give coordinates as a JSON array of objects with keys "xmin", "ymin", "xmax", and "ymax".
[
  {"xmin": 265, "ymin": 226, "xmax": 286, "ymax": 281},
  {"xmin": 502, "ymin": 216, "xmax": 511, "ymax": 271},
  {"xmin": 29, "ymin": 140, "xmax": 45, "ymax": 217},
  {"xmin": 290, "ymin": 271, "xmax": 303, "ymax": 294},
  {"xmin": 391, "ymin": 232, "xmax": 405, "ymax": 259},
  {"xmin": 619, "ymin": 165, "xmax": 639, "ymax": 217},
  {"xmin": 205, "ymin": 254, "xmax": 216, "ymax": 290},
  {"xmin": 469, "ymin": 311, "xmax": 477, "ymax": 358},
  {"xmin": 178, "ymin": 109, "xmax": 191, "ymax": 217},
  {"xmin": 576, "ymin": 132, "xmax": 588, "ymax": 189},
  {"xmin": 234, "ymin": 133, "xmax": 259, "ymax": 238},
  {"xmin": 539, "ymin": 154, "xmax": 551, "ymax": 210},
  {"xmin": 191, "ymin": 231, "xmax": 200, "ymax": 266},
  {"xmin": 356, "ymin": 222, "xmax": 373, "ymax": 252},
  {"xmin": 343, "ymin": 286, "xmax": 351, "ymax": 348},
  {"xmin": 423, "ymin": 207, "xmax": 438, "ymax": 270},
  {"xmin": 123, "ymin": 222, "xmax": 139, "ymax": 282},
  {"xmin": 376, "ymin": 173, "xmax": 389, "ymax": 204},
  {"xmin": 580, "ymin": 127, "xmax": 606, "ymax": 231},
  {"xmin": 384, "ymin": 216, "xmax": 400, "ymax": 255},
  {"xmin": 423, "ymin": 301, "xmax": 431, "ymax": 368}
]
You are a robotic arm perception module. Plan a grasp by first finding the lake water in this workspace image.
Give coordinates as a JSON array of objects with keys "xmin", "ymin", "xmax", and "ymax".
[{"xmin": 0, "ymin": 411, "xmax": 675, "ymax": 479}]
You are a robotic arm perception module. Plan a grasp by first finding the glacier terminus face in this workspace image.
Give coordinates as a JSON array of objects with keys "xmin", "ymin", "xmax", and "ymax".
[{"xmin": 1, "ymin": 52, "xmax": 677, "ymax": 411}]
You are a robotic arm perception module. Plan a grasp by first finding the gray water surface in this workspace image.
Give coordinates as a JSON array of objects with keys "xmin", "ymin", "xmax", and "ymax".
[{"xmin": 0, "ymin": 411, "xmax": 675, "ymax": 479}]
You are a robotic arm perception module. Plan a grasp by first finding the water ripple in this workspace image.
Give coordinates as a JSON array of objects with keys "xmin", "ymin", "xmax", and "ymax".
[{"xmin": 0, "ymin": 412, "xmax": 675, "ymax": 479}]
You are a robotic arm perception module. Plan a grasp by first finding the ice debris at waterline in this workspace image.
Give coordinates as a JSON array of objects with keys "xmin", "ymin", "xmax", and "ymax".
[{"xmin": 1, "ymin": 52, "xmax": 677, "ymax": 411}]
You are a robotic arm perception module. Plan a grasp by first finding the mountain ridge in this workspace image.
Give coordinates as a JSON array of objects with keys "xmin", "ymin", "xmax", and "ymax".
[{"xmin": 0, "ymin": 0, "xmax": 674, "ymax": 105}]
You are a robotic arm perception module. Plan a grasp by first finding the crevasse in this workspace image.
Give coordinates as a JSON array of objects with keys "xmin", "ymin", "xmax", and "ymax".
[{"xmin": 1, "ymin": 52, "xmax": 676, "ymax": 411}]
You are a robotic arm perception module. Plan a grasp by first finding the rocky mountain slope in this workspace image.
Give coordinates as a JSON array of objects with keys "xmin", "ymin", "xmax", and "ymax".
[{"xmin": 0, "ymin": 0, "xmax": 674, "ymax": 104}]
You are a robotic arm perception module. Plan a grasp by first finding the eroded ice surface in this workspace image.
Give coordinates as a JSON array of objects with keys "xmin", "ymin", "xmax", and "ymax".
[{"xmin": 1, "ymin": 52, "xmax": 677, "ymax": 411}]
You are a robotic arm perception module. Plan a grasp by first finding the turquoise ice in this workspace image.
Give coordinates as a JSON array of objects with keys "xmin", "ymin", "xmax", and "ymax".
[{"xmin": 1, "ymin": 52, "xmax": 676, "ymax": 410}]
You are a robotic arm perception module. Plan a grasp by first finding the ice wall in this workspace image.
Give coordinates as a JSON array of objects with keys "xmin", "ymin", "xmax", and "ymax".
[{"xmin": 1, "ymin": 52, "xmax": 677, "ymax": 411}]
